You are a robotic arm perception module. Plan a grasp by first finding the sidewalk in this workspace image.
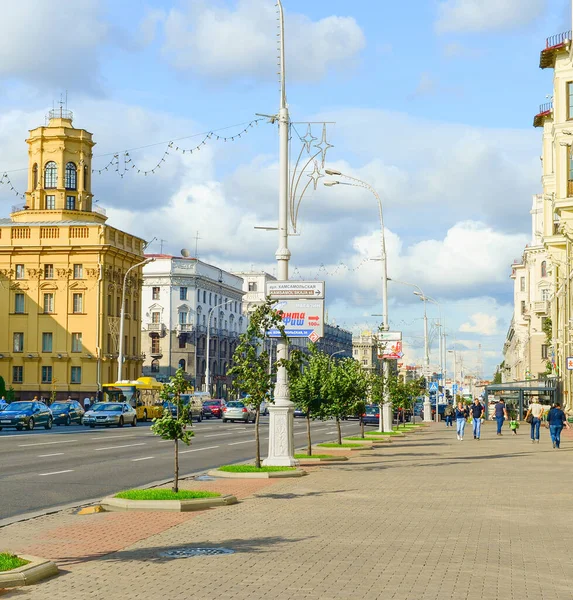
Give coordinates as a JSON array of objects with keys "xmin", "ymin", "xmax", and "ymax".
[{"xmin": 3, "ymin": 422, "xmax": 573, "ymax": 599}]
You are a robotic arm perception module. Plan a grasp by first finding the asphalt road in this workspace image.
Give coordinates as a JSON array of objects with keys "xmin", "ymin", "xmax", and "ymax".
[{"xmin": 0, "ymin": 416, "xmax": 361, "ymax": 520}]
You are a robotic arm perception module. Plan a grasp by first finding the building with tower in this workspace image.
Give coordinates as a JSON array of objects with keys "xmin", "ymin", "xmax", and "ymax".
[{"xmin": 0, "ymin": 109, "xmax": 146, "ymax": 401}]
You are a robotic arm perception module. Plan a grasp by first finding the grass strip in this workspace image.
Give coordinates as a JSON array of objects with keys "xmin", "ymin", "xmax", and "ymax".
[
  {"xmin": 218, "ymin": 465, "xmax": 296, "ymax": 473},
  {"xmin": 294, "ymin": 454, "xmax": 335, "ymax": 459},
  {"xmin": 365, "ymin": 431, "xmax": 403, "ymax": 436},
  {"xmin": 114, "ymin": 489, "xmax": 220, "ymax": 501},
  {"xmin": 0, "ymin": 553, "xmax": 30, "ymax": 572},
  {"xmin": 317, "ymin": 442, "xmax": 364, "ymax": 448}
]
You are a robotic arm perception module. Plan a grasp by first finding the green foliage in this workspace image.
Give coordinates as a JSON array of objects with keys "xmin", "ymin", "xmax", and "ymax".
[
  {"xmin": 542, "ymin": 317, "xmax": 552, "ymax": 344},
  {"xmin": 0, "ymin": 553, "xmax": 29, "ymax": 572},
  {"xmin": 317, "ymin": 442, "xmax": 363, "ymax": 448},
  {"xmin": 114, "ymin": 489, "xmax": 220, "ymax": 500},
  {"xmin": 492, "ymin": 369, "xmax": 502, "ymax": 384},
  {"xmin": 5, "ymin": 386, "xmax": 15, "ymax": 402},
  {"xmin": 0, "ymin": 376, "xmax": 6, "ymax": 398},
  {"xmin": 294, "ymin": 454, "xmax": 335, "ymax": 459},
  {"xmin": 218, "ymin": 465, "xmax": 295, "ymax": 473},
  {"xmin": 368, "ymin": 372, "xmax": 385, "ymax": 406}
]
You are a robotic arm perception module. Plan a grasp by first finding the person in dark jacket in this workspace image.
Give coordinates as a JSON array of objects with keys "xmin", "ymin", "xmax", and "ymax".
[
  {"xmin": 455, "ymin": 402, "xmax": 469, "ymax": 441},
  {"xmin": 494, "ymin": 399, "xmax": 508, "ymax": 436},
  {"xmin": 547, "ymin": 403, "xmax": 570, "ymax": 449}
]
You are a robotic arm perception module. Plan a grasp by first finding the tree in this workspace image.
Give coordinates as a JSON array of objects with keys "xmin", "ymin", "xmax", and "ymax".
[
  {"xmin": 0, "ymin": 376, "xmax": 6, "ymax": 399},
  {"xmin": 229, "ymin": 298, "xmax": 287, "ymax": 468},
  {"xmin": 387, "ymin": 376, "xmax": 422, "ymax": 428},
  {"xmin": 492, "ymin": 369, "xmax": 502, "ymax": 385},
  {"xmin": 368, "ymin": 372, "xmax": 386, "ymax": 432},
  {"xmin": 289, "ymin": 344, "xmax": 328, "ymax": 455},
  {"xmin": 151, "ymin": 367, "xmax": 193, "ymax": 493}
]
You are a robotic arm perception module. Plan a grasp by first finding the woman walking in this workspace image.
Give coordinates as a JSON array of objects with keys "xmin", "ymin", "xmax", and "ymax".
[
  {"xmin": 455, "ymin": 401, "xmax": 469, "ymax": 441},
  {"xmin": 547, "ymin": 403, "xmax": 570, "ymax": 449},
  {"xmin": 525, "ymin": 398, "xmax": 544, "ymax": 444}
]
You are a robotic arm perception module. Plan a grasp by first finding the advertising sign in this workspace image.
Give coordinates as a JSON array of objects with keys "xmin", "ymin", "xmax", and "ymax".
[
  {"xmin": 378, "ymin": 340, "xmax": 403, "ymax": 360},
  {"xmin": 378, "ymin": 331, "xmax": 402, "ymax": 342},
  {"xmin": 267, "ymin": 280, "xmax": 325, "ymax": 299},
  {"xmin": 567, "ymin": 357, "xmax": 573, "ymax": 370},
  {"xmin": 268, "ymin": 298, "xmax": 325, "ymax": 339}
]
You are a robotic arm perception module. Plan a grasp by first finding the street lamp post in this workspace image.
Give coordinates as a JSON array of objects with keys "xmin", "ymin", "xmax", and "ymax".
[
  {"xmin": 330, "ymin": 349, "xmax": 346, "ymax": 359},
  {"xmin": 205, "ymin": 300, "xmax": 227, "ymax": 396},
  {"xmin": 263, "ymin": 0, "xmax": 297, "ymax": 467},
  {"xmin": 117, "ymin": 257, "xmax": 154, "ymax": 382},
  {"xmin": 423, "ymin": 295, "xmax": 442, "ymax": 423},
  {"xmin": 324, "ymin": 172, "xmax": 392, "ymax": 432}
]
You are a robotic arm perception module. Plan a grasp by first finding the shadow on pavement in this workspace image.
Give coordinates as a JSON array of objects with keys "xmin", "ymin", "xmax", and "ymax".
[{"xmin": 255, "ymin": 489, "xmax": 354, "ymax": 500}]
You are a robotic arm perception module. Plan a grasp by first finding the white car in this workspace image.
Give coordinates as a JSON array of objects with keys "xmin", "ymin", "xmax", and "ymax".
[
  {"xmin": 83, "ymin": 402, "xmax": 137, "ymax": 428},
  {"xmin": 222, "ymin": 401, "xmax": 256, "ymax": 423}
]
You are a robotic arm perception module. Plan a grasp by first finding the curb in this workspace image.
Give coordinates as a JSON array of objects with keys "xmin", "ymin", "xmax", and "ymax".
[
  {"xmin": 208, "ymin": 468, "xmax": 307, "ymax": 479},
  {"xmin": 0, "ymin": 555, "xmax": 58, "ymax": 588},
  {"xmin": 316, "ymin": 445, "xmax": 373, "ymax": 452},
  {"xmin": 101, "ymin": 494, "xmax": 238, "ymax": 512},
  {"xmin": 296, "ymin": 456, "xmax": 349, "ymax": 463}
]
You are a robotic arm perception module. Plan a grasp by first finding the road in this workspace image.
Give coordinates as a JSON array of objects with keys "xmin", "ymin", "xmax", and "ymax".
[{"xmin": 0, "ymin": 416, "xmax": 361, "ymax": 520}]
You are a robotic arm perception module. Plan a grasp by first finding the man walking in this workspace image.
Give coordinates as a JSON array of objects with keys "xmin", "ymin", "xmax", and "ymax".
[
  {"xmin": 525, "ymin": 397, "xmax": 544, "ymax": 444},
  {"xmin": 494, "ymin": 399, "xmax": 508, "ymax": 436},
  {"xmin": 547, "ymin": 402, "xmax": 569, "ymax": 448},
  {"xmin": 470, "ymin": 397, "xmax": 485, "ymax": 440},
  {"xmin": 444, "ymin": 403, "xmax": 454, "ymax": 427}
]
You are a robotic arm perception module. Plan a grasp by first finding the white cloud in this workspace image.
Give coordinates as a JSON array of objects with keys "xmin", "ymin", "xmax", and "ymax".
[
  {"xmin": 460, "ymin": 313, "xmax": 499, "ymax": 335},
  {"xmin": 0, "ymin": 0, "xmax": 109, "ymax": 90},
  {"xmin": 160, "ymin": 0, "xmax": 365, "ymax": 81},
  {"xmin": 436, "ymin": 0, "xmax": 547, "ymax": 33}
]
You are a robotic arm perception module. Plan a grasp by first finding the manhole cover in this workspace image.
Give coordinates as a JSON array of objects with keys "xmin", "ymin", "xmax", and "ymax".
[
  {"xmin": 195, "ymin": 475, "xmax": 216, "ymax": 481},
  {"xmin": 159, "ymin": 547, "xmax": 235, "ymax": 558}
]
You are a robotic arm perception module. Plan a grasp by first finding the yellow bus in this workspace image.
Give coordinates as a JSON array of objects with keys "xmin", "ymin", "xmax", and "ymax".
[{"xmin": 102, "ymin": 377, "xmax": 164, "ymax": 422}]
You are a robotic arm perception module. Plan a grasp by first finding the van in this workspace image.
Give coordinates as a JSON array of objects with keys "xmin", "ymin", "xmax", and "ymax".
[{"xmin": 179, "ymin": 394, "xmax": 204, "ymax": 422}]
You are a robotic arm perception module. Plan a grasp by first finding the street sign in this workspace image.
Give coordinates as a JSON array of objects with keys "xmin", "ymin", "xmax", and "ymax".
[
  {"xmin": 429, "ymin": 382, "xmax": 439, "ymax": 392},
  {"xmin": 567, "ymin": 357, "xmax": 573, "ymax": 370},
  {"xmin": 378, "ymin": 331, "xmax": 402, "ymax": 342},
  {"xmin": 452, "ymin": 384, "xmax": 458, "ymax": 393},
  {"xmin": 267, "ymin": 280, "xmax": 325, "ymax": 299},
  {"xmin": 268, "ymin": 298, "xmax": 325, "ymax": 339}
]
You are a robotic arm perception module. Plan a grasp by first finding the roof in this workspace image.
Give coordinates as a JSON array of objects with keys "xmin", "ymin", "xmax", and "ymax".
[{"xmin": 0, "ymin": 218, "xmax": 99, "ymax": 226}]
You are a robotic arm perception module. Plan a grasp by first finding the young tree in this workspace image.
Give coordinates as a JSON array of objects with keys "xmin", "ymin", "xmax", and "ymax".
[
  {"xmin": 0, "ymin": 375, "xmax": 6, "ymax": 399},
  {"xmin": 229, "ymin": 298, "xmax": 287, "ymax": 468},
  {"xmin": 151, "ymin": 367, "xmax": 193, "ymax": 493},
  {"xmin": 368, "ymin": 372, "xmax": 386, "ymax": 432}
]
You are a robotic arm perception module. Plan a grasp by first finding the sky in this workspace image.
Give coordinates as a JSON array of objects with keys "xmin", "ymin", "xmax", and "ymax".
[{"xmin": 0, "ymin": 0, "xmax": 570, "ymax": 381}]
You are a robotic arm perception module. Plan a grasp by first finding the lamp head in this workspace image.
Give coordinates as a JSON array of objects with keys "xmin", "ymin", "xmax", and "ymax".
[
  {"xmin": 325, "ymin": 168, "xmax": 342, "ymax": 176},
  {"xmin": 323, "ymin": 181, "xmax": 339, "ymax": 187}
]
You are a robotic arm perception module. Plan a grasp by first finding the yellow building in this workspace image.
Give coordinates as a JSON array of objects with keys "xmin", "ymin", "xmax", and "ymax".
[{"xmin": 0, "ymin": 109, "xmax": 146, "ymax": 401}]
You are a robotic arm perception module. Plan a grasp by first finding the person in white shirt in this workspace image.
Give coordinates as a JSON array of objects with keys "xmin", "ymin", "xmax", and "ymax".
[
  {"xmin": 525, "ymin": 398, "xmax": 544, "ymax": 443},
  {"xmin": 83, "ymin": 397, "xmax": 91, "ymax": 411}
]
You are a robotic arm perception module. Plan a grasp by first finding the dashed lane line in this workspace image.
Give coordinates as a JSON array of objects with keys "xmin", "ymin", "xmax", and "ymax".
[
  {"xmin": 18, "ymin": 440, "xmax": 78, "ymax": 448},
  {"xmin": 131, "ymin": 457, "xmax": 155, "ymax": 462},
  {"xmin": 95, "ymin": 443, "xmax": 146, "ymax": 451},
  {"xmin": 180, "ymin": 445, "xmax": 220, "ymax": 454},
  {"xmin": 37, "ymin": 453, "xmax": 65, "ymax": 458},
  {"xmin": 38, "ymin": 470, "xmax": 74, "ymax": 476}
]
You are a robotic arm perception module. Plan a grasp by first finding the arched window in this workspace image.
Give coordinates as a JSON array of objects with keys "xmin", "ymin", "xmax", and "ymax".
[
  {"xmin": 44, "ymin": 162, "xmax": 57, "ymax": 189},
  {"xmin": 151, "ymin": 359, "xmax": 159, "ymax": 373},
  {"xmin": 32, "ymin": 164, "xmax": 38, "ymax": 189},
  {"xmin": 197, "ymin": 289, "xmax": 201, "ymax": 302},
  {"xmin": 65, "ymin": 162, "xmax": 77, "ymax": 190},
  {"xmin": 541, "ymin": 261, "xmax": 547, "ymax": 278},
  {"xmin": 83, "ymin": 164, "xmax": 89, "ymax": 191},
  {"xmin": 178, "ymin": 359, "xmax": 186, "ymax": 371}
]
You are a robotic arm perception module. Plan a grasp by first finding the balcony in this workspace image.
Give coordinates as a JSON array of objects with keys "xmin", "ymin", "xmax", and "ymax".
[
  {"xmin": 533, "ymin": 102, "xmax": 553, "ymax": 128},
  {"xmin": 177, "ymin": 323, "xmax": 194, "ymax": 332},
  {"xmin": 197, "ymin": 325, "xmax": 207, "ymax": 334},
  {"xmin": 147, "ymin": 322, "xmax": 166, "ymax": 335},
  {"xmin": 533, "ymin": 301, "xmax": 550, "ymax": 315},
  {"xmin": 540, "ymin": 30, "xmax": 572, "ymax": 69},
  {"xmin": 150, "ymin": 349, "xmax": 163, "ymax": 358}
]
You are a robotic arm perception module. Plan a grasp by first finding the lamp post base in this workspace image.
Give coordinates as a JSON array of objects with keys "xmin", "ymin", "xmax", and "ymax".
[
  {"xmin": 263, "ymin": 404, "xmax": 299, "ymax": 467},
  {"xmin": 382, "ymin": 402, "xmax": 393, "ymax": 432},
  {"xmin": 423, "ymin": 398, "xmax": 432, "ymax": 422}
]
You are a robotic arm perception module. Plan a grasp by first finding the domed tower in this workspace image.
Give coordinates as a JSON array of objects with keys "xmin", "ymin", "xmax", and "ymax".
[{"xmin": 11, "ymin": 107, "xmax": 105, "ymax": 223}]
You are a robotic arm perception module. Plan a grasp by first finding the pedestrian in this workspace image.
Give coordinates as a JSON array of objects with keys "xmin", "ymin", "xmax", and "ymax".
[
  {"xmin": 83, "ymin": 396, "xmax": 91, "ymax": 411},
  {"xmin": 444, "ymin": 403, "xmax": 454, "ymax": 427},
  {"xmin": 469, "ymin": 397, "xmax": 485, "ymax": 440},
  {"xmin": 0, "ymin": 396, "xmax": 7, "ymax": 410},
  {"xmin": 509, "ymin": 417, "xmax": 519, "ymax": 435},
  {"xmin": 547, "ymin": 402, "xmax": 570, "ymax": 449},
  {"xmin": 455, "ymin": 401, "xmax": 469, "ymax": 441},
  {"xmin": 494, "ymin": 399, "xmax": 508, "ymax": 436},
  {"xmin": 525, "ymin": 397, "xmax": 544, "ymax": 444}
]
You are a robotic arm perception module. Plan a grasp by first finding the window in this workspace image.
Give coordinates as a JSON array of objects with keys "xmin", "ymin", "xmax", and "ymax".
[
  {"xmin": 14, "ymin": 293, "xmax": 25, "ymax": 314},
  {"xmin": 13, "ymin": 332, "xmax": 23, "ymax": 353},
  {"xmin": 178, "ymin": 359, "xmax": 186, "ymax": 371},
  {"xmin": 541, "ymin": 261, "xmax": 547, "ymax": 278},
  {"xmin": 151, "ymin": 311, "xmax": 160, "ymax": 323},
  {"xmin": 65, "ymin": 162, "xmax": 77, "ymax": 190},
  {"xmin": 179, "ymin": 336, "xmax": 186, "ymax": 349},
  {"xmin": 107, "ymin": 294, "xmax": 112, "ymax": 316},
  {"xmin": 197, "ymin": 289, "xmax": 201, "ymax": 302},
  {"xmin": 83, "ymin": 164, "xmax": 89, "ymax": 190},
  {"xmin": 44, "ymin": 161, "xmax": 57, "ymax": 189},
  {"xmin": 151, "ymin": 337, "xmax": 160, "ymax": 354},
  {"xmin": 541, "ymin": 288, "xmax": 550, "ymax": 301},
  {"xmin": 132, "ymin": 336, "xmax": 137, "ymax": 355},
  {"xmin": 203, "ymin": 291, "xmax": 206, "ymax": 303},
  {"xmin": 73, "ymin": 264, "xmax": 83, "ymax": 279},
  {"xmin": 71, "ymin": 333, "xmax": 82, "ymax": 353},
  {"xmin": 45, "ymin": 194, "xmax": 55, "ymax": 210},
  {"xmin": 151, "ymin": 359, "xmax": 159, "ymax": 373},
  {"xmin": 73, "ymin": 294, "xmax": 84, "ymax": 313},
  {"xmin": 133, "ymin": 300, "xmax": 137, "ymax": 320},
  {"xmin": 15, "ymin": 264, "xmax": 25, "ymax": 279},
  {"xmin": 71, "ymin": 366, "xmax": 82, "ymax": 384},
  {"xmin": 179, "ymin": 311, "xmax": 188, "ymax": 324},
  {"xmin": 43, "ymin": 293, "xmax": 54, "ymax": 313},
  {"xmin": 107, "ymin": 333, "xmax": 112, "ymax": 354},
  {"xmin": 248, "ymin": 282, "xmax": 257, "ymax": 292},
  {"xmin": 12, "ymin": 366, "xmax": 23, "ymax": 383},
  {"xmin": 44, "ymin": 264, "xmax": 54, "ymax": 279},
  {"xmin": 32, "ymin": 163, "xmax": 38, "ymax": 189},
  {"xmin": 209, "ymin": 293, "xmax": 212, "ymax": 305},
  {"xmin": 542, "ymin": 344, "xmax": 549, "ymax": 359},
  {"xmin": 203, "ymin": 315, "xmax": 206, "ymax": 326},
  {"xmin": 42, "ymin": 366, "xmax": 53, "ymax": 384},
  {"xmin": 116, "ymin": 297, "xmax": 121, "ymax": 317},
  {"xmin": 66, "ymin": 195, "xmax": 76, "ymax": 210},
  {"xmin": 152, "ymin": 287, "xmax": 160, "ymax": 300},
  {"xmin": 568, "ymin": 82, "xmax": 573, "ymax": 120},
  {"xmin": 42, "ymin": 332, "xmax": 53, "ymax": 352},
  {"xmin": 180, "ymin": 287, "xmax": 188, "ymax": 300},
  {"xmin": 521, "ymin": 300, "xmax": 526, "ymax": 315},
  {"xmin": 520, "ymin": 277, "xmax": 525, "ymax": 292}
]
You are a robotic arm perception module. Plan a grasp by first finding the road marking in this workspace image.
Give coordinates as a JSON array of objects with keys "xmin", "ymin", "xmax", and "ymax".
[
  {"xmin": 18, "ymin": 440, "xmax": 78, "ymax": 448},
  {"xmin": 131, "ymin": 456, "xmax": 155, "ymax": 462},
  {"xmin": 180, "ymin": 445, "xmax": 219, "ymax": 454},
  {"xmin": 90, "ymin": 435, "xmax": 138, "ymax": 440},
  {"xmin": 37, "ymin": 453, "xmax": 65, "ymax": 458},
  {"xmin": 294, "ymin": 432, "xmax": 306, "ymax": 436},
  {"xmin": 95, "ymin": 443, "xmax": 146, "ymax": 451},
  {"xmin": 227, "ymin": 440, "xmax": 251, "ymax": 446},
  {"xmin": 38, "ymin": 469, "xmax": 74, "ymax": 476},
  {"xmin": 204, "ymin": 433, "xmax": 230, "ymax": 438}
]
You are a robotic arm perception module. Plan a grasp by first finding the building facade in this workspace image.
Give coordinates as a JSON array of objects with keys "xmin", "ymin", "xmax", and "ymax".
[
  {"xmin": 141, "ymin": 256, "xmax": 245, "ymax": 397},
  {"xmin": 352, "ymin": 332, "xmax": 382, "ymax": 375},
  {"xmin": 0, "ymin": 109, "xmax": 146, "ymax": 401}
]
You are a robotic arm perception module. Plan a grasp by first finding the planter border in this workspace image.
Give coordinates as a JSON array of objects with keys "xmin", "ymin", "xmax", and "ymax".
[
  {"xmin": 0, "ymin": 555, "xmax": 58, "ymax": 588},
  {"xmin": 101, "ymin": 494, "xmax": 238, "ymax": 512},
  {"xmin": 208, "ymin": 468, "xmax": 307, "ymax": 479},
  {"xmin": 316, "ymin": 444, "xmax": 373, "ymax": 452},
  {"xmin": 296, "ymin": 456, "xmax": 349, "ymax": 464}
]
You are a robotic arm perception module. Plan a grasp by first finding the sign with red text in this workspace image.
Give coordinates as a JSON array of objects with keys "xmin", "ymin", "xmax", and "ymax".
[{"xmin": 268, "ymin": 298, "xmax": 325, "ymax": 339}]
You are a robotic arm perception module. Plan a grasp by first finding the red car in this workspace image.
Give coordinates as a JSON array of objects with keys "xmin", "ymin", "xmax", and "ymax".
[{"xmin": 203, "ymin": 399, "xmax": 224, "ymax": 419}]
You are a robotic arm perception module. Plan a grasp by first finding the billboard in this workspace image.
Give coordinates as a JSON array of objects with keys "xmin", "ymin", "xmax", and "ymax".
[
  {"xmin": 268, "ymin": 298, "xmax": 325, "ymax": 339},
  {"xmin": 378, "ymin": 340, "xmax": 403, "ymax": 360}
]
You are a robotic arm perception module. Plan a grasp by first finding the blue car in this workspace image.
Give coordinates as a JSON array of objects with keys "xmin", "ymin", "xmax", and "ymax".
[
  {"xmin": 50, "ymin": 401, "xmax": 85, "ymax": 426},
  {"xmin": 363, "ymin": 405, "xmax": 380, "ymax": 425},
  {"xmin": 0, "ymin": 401, "xmax": 53, "ymax": 431}
]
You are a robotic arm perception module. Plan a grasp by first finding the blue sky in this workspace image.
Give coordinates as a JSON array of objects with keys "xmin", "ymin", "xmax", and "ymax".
[{"xmin": 0, "ymin": 0, "xmax": 570, "ymax": 379}]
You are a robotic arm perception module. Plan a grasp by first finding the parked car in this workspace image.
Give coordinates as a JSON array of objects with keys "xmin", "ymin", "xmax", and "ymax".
[
  {"xmin": 162, "ymin": 397, "xmax": 203, "ymax": 422},
  {"xmin": 83, "ymin": 402, "xmax": 137, "ymax": 428},
  {"xmin": 50, "ymin": 401, "xmax": 85, "ymax": 426},
  {"xmin": 223, "ymin": 401, "xmax": 255, "ymax": 423},
  {"xmin": 362, "ymin": 404, "xmax": 380, "ymax": 426},
  {"xmin": 260, "ymin": 401, "xmax": 269, "ymax": 416},
  {"xmin": 294, "ymin": 407, "xmax": 307, "ymax": 418},
  {"xmin": 0, "ymin": 401, "xmax": 53, "ymax": 431},
  {"xmin": 202, "ymin": 399, "xmax": 224, "ymax": 419},
  {"xmin": 179, "ymin": 394, "xmax": 204, "ymax": 422}
]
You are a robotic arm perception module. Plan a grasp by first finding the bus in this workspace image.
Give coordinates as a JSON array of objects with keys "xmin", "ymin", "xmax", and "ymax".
[{"xmin": 102, "ymin": 377, "xmax": 164, "ymax": 422}]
